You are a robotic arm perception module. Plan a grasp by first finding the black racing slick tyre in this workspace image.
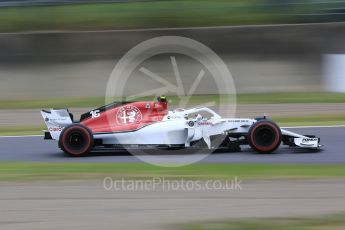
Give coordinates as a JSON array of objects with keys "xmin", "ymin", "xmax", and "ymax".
[
  {"xmin": 248, "ymin": 120, "xmax": 282, "ymax": 153},
  {"xmin": 59, "ymin": 124, "xmax": 93, "ymax": 157}
]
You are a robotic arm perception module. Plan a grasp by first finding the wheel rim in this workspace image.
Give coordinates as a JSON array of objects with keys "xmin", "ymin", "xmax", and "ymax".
[
  {"xmin": 253, "ymin": 126, "xmax": 276, "ymax": 147},
  {"xmin": 68, "ymin": 132, "xmax": 84, "ymax": 148}
]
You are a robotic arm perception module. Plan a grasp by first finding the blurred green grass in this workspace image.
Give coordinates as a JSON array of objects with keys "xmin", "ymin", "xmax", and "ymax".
[
  {"xmin": 177, "ymin": 213, "xmax": 345, "ymax": 230},
  {"xmin": 0, "ymin": 0, "xmax": 340, "ymax": 32},
  {"xmin": 0, "ymin": 97, "xmax": 103, "ymax": 109},
  {"xmin": 275, "ymin": 114, "xmax": 345, "ymax": 127},
  {"xmin": 2, "ymin": 92, "xmax": 345, "ymax": 109},
  {"xmin": 0, "ymin": 126, "xmax": 45, "ymax": 136},
  {"xmin": 0, "ymin": 163, "xmax": 344, "ymax": 181},
  {"xmin": 0, "ymin": 1, "xmax": 288, "ymax": 32},
  {"xmin": 0, "ymin": 0, "xmax": 340, "ymax": 33},
  {"xmin": 238, "ymin": 92, "xmax": 345, "ymax": 104}
]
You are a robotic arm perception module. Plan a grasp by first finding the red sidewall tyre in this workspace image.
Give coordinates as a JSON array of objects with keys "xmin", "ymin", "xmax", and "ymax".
[
  {"xmin": 248, "ymin": 120, "xmax": 282, "ymax": 153},
  {"xmin": 59, "ymin": 124, "xmax": 93, "ymax": 157}
]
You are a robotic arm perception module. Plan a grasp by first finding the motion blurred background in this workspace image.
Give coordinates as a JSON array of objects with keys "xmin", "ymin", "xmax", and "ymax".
[
  {"xmin": 1, "ymin": 0, "xmax": 345, "ymax": 135},
  {"xmin": 1, "ymin": 2, "xmax": 345, "ymax": 230}
]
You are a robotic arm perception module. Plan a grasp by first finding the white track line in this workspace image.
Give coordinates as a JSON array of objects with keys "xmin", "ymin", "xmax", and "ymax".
[
  {"xmin": 282, "ymin": 125, "xmax": 345, "ymax": 129},
  {"xmin": 1, "ymin": 125, "xmax": 345, "ymax": 138}
]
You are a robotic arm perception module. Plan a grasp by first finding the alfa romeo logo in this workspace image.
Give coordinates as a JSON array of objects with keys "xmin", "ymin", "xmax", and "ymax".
[
  {"xmin": 106, "ymin": 36, "xmax": 236, "ymax": 167},
  {"xmin": 116, "ymin": 105, "xmax": 142, "ymax": 125}
]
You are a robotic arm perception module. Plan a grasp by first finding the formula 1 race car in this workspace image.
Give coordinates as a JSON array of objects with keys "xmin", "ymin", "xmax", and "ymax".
[{"xmin": 41, "ymin": 96, "xmax": 321, "ymax": 156}]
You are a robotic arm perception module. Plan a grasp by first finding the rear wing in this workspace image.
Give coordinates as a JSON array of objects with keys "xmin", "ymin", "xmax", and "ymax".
[{"xmin": 40, "ymin": 109, "xmax": 73, "ymax": 140}]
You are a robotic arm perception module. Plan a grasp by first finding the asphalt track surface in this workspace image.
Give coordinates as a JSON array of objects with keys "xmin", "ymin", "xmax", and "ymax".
[{"xmin": 0, "ymin": 126, "xmax": 344, "ymax": 163}]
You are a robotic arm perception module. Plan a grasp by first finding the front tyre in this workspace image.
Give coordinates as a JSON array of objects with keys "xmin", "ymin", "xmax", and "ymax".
[
  {"xmin": 248, "ymin": 120, "xmax": 282, "ymax": 153},
  {"xmin": 59, "ymin": 124, "xmax": 93, "ymax": 157}
]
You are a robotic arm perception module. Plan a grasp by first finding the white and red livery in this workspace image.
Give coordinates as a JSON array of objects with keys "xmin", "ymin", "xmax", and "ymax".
[{"xmin": 41, "ymin": 97, "xmax": 321, "ymax": 156}]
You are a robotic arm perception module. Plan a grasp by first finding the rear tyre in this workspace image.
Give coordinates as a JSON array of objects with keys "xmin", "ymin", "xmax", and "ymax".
[
  {"xmin": 59, "ymin": 124, "xmax": 93, "ymax": 157},
  {"xmin": 248, "ymin": 120, "xmax": 282, "ymax": 153}
]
